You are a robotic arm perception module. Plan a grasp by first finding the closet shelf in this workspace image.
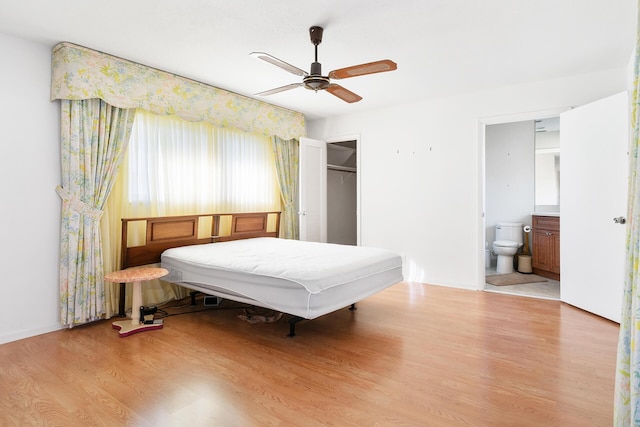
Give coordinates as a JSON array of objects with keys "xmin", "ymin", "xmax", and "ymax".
[{"xmin": 327, "ymin": 164, "xmax": 356, "ymax": 173}]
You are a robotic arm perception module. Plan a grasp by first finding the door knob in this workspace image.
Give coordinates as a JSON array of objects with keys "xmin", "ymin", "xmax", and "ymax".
[{"xmin": 613, "ymin": 216, "xmax": 626, "ymax": 224}]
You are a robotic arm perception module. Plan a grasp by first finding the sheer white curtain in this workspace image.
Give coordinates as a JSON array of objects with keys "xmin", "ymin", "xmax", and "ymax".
[
  {"xmin": 102, "ymin": 109, "xmax": 281, "ymax": 314},
  {"xmin": 127, "ymin": 109, "xmax": 280, "ymax": 214}
]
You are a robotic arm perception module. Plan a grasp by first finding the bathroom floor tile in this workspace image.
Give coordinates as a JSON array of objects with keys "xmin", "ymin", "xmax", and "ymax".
[{"xmin": 484, "ymin": 268, "xmax": 560, "ymax": 300}]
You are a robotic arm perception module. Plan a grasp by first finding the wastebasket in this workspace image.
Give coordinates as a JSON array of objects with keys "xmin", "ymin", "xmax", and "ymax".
[{"xmin": 517, "ymin": 254, "xmax": 532, "ymax": 274}]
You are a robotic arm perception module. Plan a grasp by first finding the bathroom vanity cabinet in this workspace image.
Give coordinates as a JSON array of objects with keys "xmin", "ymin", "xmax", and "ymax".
[{"xmin": 532, "ymin": 215, "xmax": 560, "ymax": 280}]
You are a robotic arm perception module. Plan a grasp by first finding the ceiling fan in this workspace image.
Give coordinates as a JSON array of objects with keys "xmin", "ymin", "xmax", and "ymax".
[{"xmin": 250, "ymin": 26, "xmax": 397, "ymax": 103}]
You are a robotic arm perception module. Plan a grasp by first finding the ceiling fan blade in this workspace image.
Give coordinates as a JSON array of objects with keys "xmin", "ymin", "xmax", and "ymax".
[
  {"xmin": 250, "ymin": 52, "xmax": 308, "ymax": 77},
  {"xmin": 326, "ymin": 84, "xmax": 362, "ymax": 103},
  {"xmin": 255, "ymin": 83, "xmax": 303, "ymax": 96},
  {"xmin": 328, "ymin": 59, "xmax": 397, "ymax": 80}
]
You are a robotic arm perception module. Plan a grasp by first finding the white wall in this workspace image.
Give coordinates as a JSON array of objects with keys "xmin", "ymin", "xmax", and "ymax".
[
  {"xmin": 0, "ymin": 33, "xmax": 61, "ymax": 344},
  {"xmin": 485, "ymin": 121, "xmax": 535, "ymax": 267},
  {"xmin": 307, "ymin": 68, "xmax": 627, "ymax": 289}
]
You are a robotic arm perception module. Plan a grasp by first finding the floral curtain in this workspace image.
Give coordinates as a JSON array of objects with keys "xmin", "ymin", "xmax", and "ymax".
[
  {"xmin": 50, "ymin": 42, "xmax": 305, "ymax": 141},
  {"xmin": 614, "ymin": 4, "xmax": 640, "ymax": 424},
  {"xmin": 57, "ymin": 99, "xmax": 135, "ymax": 327},
  {"xmin": 272, "ymin": 136, "xmax": 300, "ymax": 239}
]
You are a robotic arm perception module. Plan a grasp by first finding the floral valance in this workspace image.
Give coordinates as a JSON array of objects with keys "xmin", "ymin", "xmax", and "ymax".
[{"xmin": 50, "ymin": 42, "xmax": 305, "ymax": 140}]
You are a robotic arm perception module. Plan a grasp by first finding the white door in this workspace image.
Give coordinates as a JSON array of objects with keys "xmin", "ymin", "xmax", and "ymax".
[
  {"xmin": 560, "ymin": 91, "xmax": 629, "ymax": 322},
  {"xmin": 299, "ymin": 137, "xmax": 327, "ymax": 242}
]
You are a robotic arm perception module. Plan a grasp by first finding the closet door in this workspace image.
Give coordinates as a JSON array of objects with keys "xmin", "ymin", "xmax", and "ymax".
[
  {"xmin": 560, "ymin": 91, "xmax": 628, "ymax": 322},
  {"xmin": 299, "ymin": 137, "xmax": 327, "ymax": 242}
]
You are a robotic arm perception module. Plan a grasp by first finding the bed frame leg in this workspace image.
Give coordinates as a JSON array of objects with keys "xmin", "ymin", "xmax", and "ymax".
[
  {"xmin": 118, "ymin": 283, "xmax": 126, "ymax": 317},
  {"xmin": 190, "ymin": 291, "xmax": 199, "ymax": 306},
  {"xmin": 349, "ymin": 303, "xmax": 357, "ymax": 311},
  {"xmin": 288, "ymin": 316, "xmax": 303, "ymax": 337}
]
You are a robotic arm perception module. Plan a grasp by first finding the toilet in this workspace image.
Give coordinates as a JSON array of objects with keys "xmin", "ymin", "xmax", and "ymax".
[{"xmin": 492, "ymin": 222, "xmax": 524, "ymax": 274}]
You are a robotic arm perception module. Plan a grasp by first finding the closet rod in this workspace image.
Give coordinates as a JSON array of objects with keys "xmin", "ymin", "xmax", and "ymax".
[{"xmin": 327, "ymin": 164, "xmax": 356, "ymax": 173}]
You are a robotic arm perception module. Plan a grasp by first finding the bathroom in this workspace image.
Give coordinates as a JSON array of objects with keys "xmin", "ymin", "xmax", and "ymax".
[{"xmin": 484, "ymin": 117, "xmax": 561, "ymax": 299}]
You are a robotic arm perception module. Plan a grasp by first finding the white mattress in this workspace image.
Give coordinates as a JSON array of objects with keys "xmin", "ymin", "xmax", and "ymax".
[{"xmin": 161, "ymin": 237, "xmax": 403, "ymax": 319}]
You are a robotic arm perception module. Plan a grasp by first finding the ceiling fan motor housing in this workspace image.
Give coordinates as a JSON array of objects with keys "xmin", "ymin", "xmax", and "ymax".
[{"xmin": 304, "ymin": 61, "xmax": 330, "ymax": 90}]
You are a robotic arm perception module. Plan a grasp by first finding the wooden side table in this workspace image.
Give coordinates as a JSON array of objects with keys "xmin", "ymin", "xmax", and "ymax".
[{"xmin": 105, "ymin": 267, "xmax": 169, "ymax": 337}]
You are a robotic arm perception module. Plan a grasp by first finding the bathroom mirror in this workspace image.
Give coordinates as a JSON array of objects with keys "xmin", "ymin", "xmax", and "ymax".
[{"xmin": 534, "ymin": 117, "xmax": 560, "ymax": 210}]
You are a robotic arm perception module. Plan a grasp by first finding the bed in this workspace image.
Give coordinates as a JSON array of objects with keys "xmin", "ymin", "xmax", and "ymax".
[{"xmin": 118, "ymin": 212, "xmax": 404, "ymax": 335}]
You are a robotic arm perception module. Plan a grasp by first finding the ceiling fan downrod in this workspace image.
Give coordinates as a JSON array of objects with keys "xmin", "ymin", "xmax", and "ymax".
[{"xmin": 305, "ymin": 26, "xmax": 329, "ymax": 91}]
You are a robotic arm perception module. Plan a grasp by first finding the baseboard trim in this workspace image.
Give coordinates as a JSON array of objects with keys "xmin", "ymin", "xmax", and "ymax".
[{"xmin": 0, "ymin": 323, "xmax": 64, "ymax": 345}]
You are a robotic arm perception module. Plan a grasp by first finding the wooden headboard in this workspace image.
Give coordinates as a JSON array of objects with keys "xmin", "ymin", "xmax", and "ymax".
[
  {"xmin": 120, "ymin": 211, "xmax": 281, "ymax": 269},
  {"xmin": 116, "ymin": 211, "xmax": 280, "ymax": 316}
]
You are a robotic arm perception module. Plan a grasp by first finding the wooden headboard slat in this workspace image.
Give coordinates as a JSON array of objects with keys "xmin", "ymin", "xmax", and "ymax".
[
  {"xmin": 233, "ymin": 215, "xmax": 266, "ymax": 234},
  {"xmin": 147, "ymin": 218, "xmax": 198, "ymax": 244}
]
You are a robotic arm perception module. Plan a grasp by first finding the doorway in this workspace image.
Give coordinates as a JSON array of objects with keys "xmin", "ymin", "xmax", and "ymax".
[
  {"xmin": 299, "ymin": 135, "xmax": 361, "ymax": 245},
  {"xmin": 481, "ymin": 111, "xmax": 564, "ymax": 300},
  {"xmin": 327, "ymin": 139, "xmax": 358, "ymax": 245},
  {"xmin": 480, "ymin": 94, "xmax": 627, "ymax": 319}
]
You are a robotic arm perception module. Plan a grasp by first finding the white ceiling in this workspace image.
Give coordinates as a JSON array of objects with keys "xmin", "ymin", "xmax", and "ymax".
[{"xmin": 0, "ymin": 0, "xmax": 636, "ymax": 120}]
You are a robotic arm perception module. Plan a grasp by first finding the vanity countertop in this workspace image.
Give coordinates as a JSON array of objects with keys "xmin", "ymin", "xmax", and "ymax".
[{"xmin": 531, "ymin": 212, "xmax": 560, "ymax": 217}]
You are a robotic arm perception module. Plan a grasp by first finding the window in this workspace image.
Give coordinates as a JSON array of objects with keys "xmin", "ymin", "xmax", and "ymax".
[{"xmin": 125, "ymin": 109, "xmax": 280, "ymax": 213}]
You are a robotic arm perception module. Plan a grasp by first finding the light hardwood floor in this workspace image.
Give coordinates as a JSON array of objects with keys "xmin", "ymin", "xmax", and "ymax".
[{"xmin": 0, "ymin": 283, "xmax": 618, "ymax": 426}]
